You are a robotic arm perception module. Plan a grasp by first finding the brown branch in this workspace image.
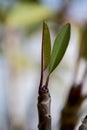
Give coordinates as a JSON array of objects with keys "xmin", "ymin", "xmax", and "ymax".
[
  {"xmin": 45, "ymin": 74, "xmax": 50, "ymax": 87},
  {"xmin": 60, "ymin": 83, "xmax": 87, "ymax": 130},
  {"xmin": 79, "ymin": 116, "xmax": 87, "ymax": 130},
  {"xmin": 37, "ymin": 86, "xmax": 51, "ymax": 130}
]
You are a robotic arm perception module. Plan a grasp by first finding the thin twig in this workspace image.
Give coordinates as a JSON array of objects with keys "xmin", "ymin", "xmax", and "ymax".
[
  {"xmin": 45, "ymin": 74, "xmax": 50, "ymax": 87},
  {"xmin": 39, "ymin": 23, "xmax": 44, "ymax": 90}
]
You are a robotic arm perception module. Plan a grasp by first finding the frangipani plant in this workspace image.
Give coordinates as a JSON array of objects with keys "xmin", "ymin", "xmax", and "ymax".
[{"xmin": 38, "ymin": 22, "xmax": 71, "ymax": 130}]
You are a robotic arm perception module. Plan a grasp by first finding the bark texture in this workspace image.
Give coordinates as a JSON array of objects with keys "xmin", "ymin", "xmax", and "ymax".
[
  {"xmin": 38, "ymin": 86, "xmax": 51, "ymax": 130},
  {"xmin": 79, "ymin": 116, "xmax": 87, "ymax": 130},
  {"xmin": 60, "ymin": 83, "xmax": 87, "ymax": 130}
]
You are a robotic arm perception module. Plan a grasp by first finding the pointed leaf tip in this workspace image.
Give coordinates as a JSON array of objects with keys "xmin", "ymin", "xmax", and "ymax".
[{"xmin": 49, "ymin": 23, "xmax": 71, "ymax": 74}]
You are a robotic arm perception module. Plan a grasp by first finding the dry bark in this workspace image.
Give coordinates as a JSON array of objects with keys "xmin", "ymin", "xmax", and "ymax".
[
  {"xmin": 60, "ymin": 83, "xmax": 87, "ymax": 130},
  {"xmin": 79, "ymin": 116, "xmax": 87, "ymax": 130},
  {"xmin": 37, "ymin": 86, "xmax": 51, "ymax": 130}
]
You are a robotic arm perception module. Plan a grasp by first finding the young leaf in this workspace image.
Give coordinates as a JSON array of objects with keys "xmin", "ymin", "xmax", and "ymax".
[
  {"xmin": 43, "ymin": 22, "xmax": 51, "ymax": 70},
  {"xmin": 39, "ymin": 22, "xmax": 51, "ymax": 89},
  {"xmin": 49, "ymin": 23, "xmax": 71, "ymax": 73},
  {"xmin": 80, "ymin": 23, "xmax": 87, "ymax": 60}
]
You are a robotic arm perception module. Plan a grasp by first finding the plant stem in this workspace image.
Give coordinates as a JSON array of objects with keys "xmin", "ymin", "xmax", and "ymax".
[
  {"xmin": 39, "ymin": 23, "xmax": 44, "ymax": 91},
  {"xmin": 38, "ymin": 23, "xmax": 51, "ymax": 130},
  {"xmin": 37, "ymin": 86, "xmax": 51, "ymax": 130},
  {"xmin": 45, "ymin": 74, "xmax": 50, "ymax": 87}
]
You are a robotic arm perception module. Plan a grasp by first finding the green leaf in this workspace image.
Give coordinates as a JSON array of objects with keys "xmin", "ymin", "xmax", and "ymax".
[
  {"xmin": 43, "ymin": 22, "xmax": 51, "ymax": 70},
  {"xmin": 49, "ymin": 23, "xmax": 71, "ymax": 73},
  {"xmin": 80, "ymin": 24, "xmax": 87, "ymax": 60},
  {"xmin": 6, "ymin": 3, "xmax": 54, "ymax": 27}
]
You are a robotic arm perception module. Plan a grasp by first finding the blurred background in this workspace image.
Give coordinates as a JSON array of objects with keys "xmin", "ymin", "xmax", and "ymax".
[{"xmin": 0, "ymin": 0, "xmax": 87, "ymax": 130}]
